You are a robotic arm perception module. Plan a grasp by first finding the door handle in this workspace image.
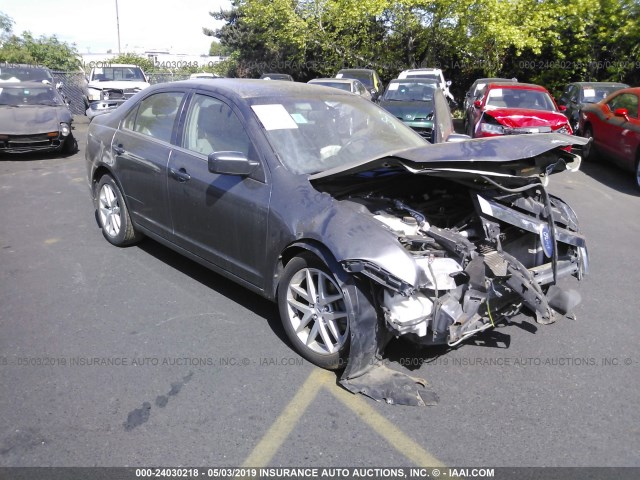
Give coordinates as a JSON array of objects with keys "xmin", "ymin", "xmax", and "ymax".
[
  {"xmin": 113, "ymin": 144, "xmax": 125, "ymax": 155},
  {"xmin": 169, "ymin": 167, "xmax": 191, "ymax": 183}
]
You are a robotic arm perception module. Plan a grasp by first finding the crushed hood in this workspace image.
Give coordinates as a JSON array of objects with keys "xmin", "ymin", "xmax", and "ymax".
[
  {"xmin": 310, "ymin": 133, "xmax": 588, "ymax": 182},
  {"xmin": 484, "ymin": 107, "xmax": 568, "ymax": 129},
  {"xmin": 0, "ymin": 105, "xmax": 71, "ymax": 135}
]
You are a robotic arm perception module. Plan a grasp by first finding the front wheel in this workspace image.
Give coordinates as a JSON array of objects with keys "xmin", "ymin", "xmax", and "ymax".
[
  {"xmin": 278, "ymin": 253, "xmax": 351, "ymax": 369},
  {"xmin": 582, "ymin": 125, "xmax": 597, "ymax": 162},
  {"xmin": 95, "ymin": 175, "xmax": 142, "ymax": 246}
]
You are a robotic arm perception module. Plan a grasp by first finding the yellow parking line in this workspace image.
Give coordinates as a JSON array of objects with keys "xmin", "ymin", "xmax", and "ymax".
[
  {"xmin": 241, "ymin": 369, "xmax": 325, "ymax": 467},
  {"xmin": 241, "ymin": 368, "xmax": 444, "ymax": 468},
  {"xmin": 322, "ymin": 371, "xmax": 445, "ymax": 467}
]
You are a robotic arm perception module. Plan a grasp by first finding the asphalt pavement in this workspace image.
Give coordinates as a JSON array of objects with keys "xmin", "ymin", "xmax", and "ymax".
[{"xmin": 0, "ymin": 119, "xmax": 638, "ymax": 468}]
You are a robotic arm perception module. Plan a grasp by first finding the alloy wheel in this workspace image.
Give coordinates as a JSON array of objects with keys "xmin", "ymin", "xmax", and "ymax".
[
  {"xmin": 98, "ymin": 183, "xmax": 122, "ymax": 238},
  {"xmin": 285, "ymin": 268, "xmax": 349, "ymax": 355}
]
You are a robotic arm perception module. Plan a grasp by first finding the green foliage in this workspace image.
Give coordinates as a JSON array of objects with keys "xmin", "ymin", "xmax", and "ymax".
[
  {"xmin": 0, "ymin": 29, "xmax": 81, "ymax": 70},
  {"xmin": 206, "ymin": 0, "xmax": 640, "ymax": 94},
  {"xmin": 209, "ymin": 41, "xmax": 232, "ymax": 56},
  {"xmin": 106, "ymin": 53, "xmax": 156, "ymax": 73},
  {"xmin": 0, "ymin": 11, "xmax": 13, "ymax": 37}
]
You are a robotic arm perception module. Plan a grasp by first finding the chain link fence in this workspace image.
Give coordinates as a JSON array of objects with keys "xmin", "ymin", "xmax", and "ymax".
[{"xmin": 51, "ymin": 71, "xmax": 192, "ymax": 116}]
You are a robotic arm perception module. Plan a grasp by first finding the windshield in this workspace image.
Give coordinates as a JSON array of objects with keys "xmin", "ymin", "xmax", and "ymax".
[
  {"xmin": 407, "ymin": 72, "xmax": 441, "ymax": 83},
  {"xmin": 91, "ymin": 67, "xmax": 146, "ymax": 82},
  {"xmin": 382, "ymin": 81, "xmax": 437, "ymax": 102},
  {"xmin": 581, "ymin": 86, "xmax": 621, "ymax": 103},
  {"xmin": 250, "ymin": 95, "xmax": 426, "ymax": 175},
  {"xmin": 486, "ymin": 88, "xmax": 556, "ymax": 111},
  {"xmin": 0, "ymin": 66, "xmax": 53, "ymax": 83},
  {"xmin": 0, "ymin": 86, "xmax": 63, "ymax": 106},
  {"xmin": 338, "ymin": 71, "xmax": 372, "ymax": 89},
  {"xmin": 310, "ymin": 81, "xmax": 352, "ymax": 92}
]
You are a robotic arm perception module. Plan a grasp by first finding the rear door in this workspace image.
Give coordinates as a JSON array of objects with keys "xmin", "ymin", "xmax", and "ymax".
[
  {"xmin": 112, "ymin": 90, "xmax": 186, "ymax": 236},
  {"xmin": 167, "ymin": 92, "xmax": 271, "ymax": 288}
]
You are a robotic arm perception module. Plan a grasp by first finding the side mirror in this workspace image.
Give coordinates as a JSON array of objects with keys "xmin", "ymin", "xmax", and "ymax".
[
  {"xmin": 446, "ymin": 80, "xmax": 452, "ymax": 87},
  {"xmin": 473, "ymin": 100, "xmax": 482, "ymax": 108},
  {"xmin": 56, "ymin": 82, "xmax": 64, "ymax": 91},
  {"xmin": 558, "ymin": 105, "xmax": 567, "ymax": 112},
  {"xmin": 614, "ymin": 108, "xmax": 629, "ymax": 121},
  {"xmin": 208, "ymin": 151, "xmax": 258, "ymax": 176}
]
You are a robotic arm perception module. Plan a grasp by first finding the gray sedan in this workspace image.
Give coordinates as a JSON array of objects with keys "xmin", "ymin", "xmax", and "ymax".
[{"xmin": 86, "ymin": 79, "xmax": 589, "ymax": 405}]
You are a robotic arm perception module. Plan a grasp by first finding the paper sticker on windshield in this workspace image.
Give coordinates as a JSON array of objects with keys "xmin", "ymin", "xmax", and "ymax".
[
  {"xmin": 583, "ymin": 88, "xmax": 595, "ymax": 98},
  {"xmin": 388, "ymin": 83, "xmax": 399, "ymax": 91},
  {"xmin": 252, "ymin": 105, "xmax": 299, "ymax": 130},
  {"xmin": 336, "ymin": 73, "xmax": 343, "ymax": 78},
  {"xmin": 488, "ymin": 89, "xmax": 503, "ymax": 98},
  {"xmin": 290, "ymin": 113, "xmax": 308, "ymax": 124}
]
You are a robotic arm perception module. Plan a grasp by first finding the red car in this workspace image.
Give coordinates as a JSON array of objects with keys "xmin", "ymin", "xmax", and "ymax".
[
  {"xmin": 467, "ymin": 82, "xmax": 572, "ymax": 138},
  {"xmin": 579, "ymin": 87, "xmax": 640, "ymax": 190}
]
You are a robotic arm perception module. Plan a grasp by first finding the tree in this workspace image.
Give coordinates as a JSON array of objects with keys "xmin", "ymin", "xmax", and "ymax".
[
  {"xmin": 106, "ymin": 53, "xmax": 156, "ymax": 73},
  {"xmin": 0, "ymin": 11, "xmax": 13, "ymax": 41},
  {"xmin": 209, "ymin": 40, "xmax": 232, "ymax": 56},
  {"xmin": 0, "ymin": 29, "xmax": 81, "ymax": 70}
]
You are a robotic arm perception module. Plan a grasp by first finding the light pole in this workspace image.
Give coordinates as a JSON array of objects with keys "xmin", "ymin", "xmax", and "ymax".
[{"xmin": 115, "ymin": 0, "xmax": 121, "ymax": 54}]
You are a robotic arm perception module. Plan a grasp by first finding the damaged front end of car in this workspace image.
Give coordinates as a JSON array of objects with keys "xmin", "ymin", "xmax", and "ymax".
[{"xmin": 310, "ymin": 133, "xmax": 589, "ymax": 405}]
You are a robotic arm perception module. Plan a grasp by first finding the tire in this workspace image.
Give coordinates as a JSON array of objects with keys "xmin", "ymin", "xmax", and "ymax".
[
  {"xmin": 62, "ymin": 133, "xmax": 78, "ymax": 155},
  {"xmin": 95, "ymin": 175, "xmax": 142, "ymax": 246},
  {"xmin": 582, "ymin": 125, "xmax": 597, "ymax": 162},
  {"xmin": 278, "ymin": 253, "xmax": 351, "ymax": 369},
  {"xmin": 635, "ymin": 155, "xmax": 640, "ymax": 191}
]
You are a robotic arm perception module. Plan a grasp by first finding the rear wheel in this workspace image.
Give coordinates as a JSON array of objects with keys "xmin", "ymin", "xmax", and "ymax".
[
  {"xmin": 278, "ymin": 253, "xmax": 351, "ymax": 369},
  {"xmin": 95, "ymin": 175, "xmax": 142, "ymax": 246},
  {"xmin": 635, "ymin": 154, "xmax": 640, "ymax": 191}
]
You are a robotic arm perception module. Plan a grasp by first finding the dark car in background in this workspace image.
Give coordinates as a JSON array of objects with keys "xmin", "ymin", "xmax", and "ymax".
[
  {"xmin": 0, "ymin": 64, "xmax": 56, "ymax": 84},
  {"xmin": 335, "ymin": 68, "xmax": 383, "ymax": 101},
  {"xmin": 0, "ymin": 81, "xmax": 77, "ymax": 155},
  {"xmin": 558, "ymin": 82, "xmax": 629, "ymax": 134},
  {"xmin": 467, "ymin": 82, "xmax": 572, "ymax": 138},
  {"xmin": 579, "ymin": 86, "xmax": 640, "ymax": 189},
  {"xmin": 378, "ymin": 79, "xmax": 455, "ymax": 142},
  {"xmin": 259, "ymin": 73, "xmax": 294, "ymax": 81},
  {"xmin": 307, "ymin": 78, "xmax": 371, "ymax": 99},
  {"xmin": 85, "ymin": 79, "xmax": 588, "ymax": 404}
]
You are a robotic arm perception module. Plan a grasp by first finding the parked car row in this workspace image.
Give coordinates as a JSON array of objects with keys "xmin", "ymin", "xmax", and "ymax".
[
  {"xmin": 2, "ymin": 60, "xmax": 637, "ymax": 190},
  {"xmin": 304, "ymin": 68, "xmax": 459, "ymax": 144}
]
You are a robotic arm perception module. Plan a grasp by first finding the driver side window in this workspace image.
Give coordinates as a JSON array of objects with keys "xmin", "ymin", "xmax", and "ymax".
[{"xmin": 182, "ymin": 94, "xmax": 253, "ymax": 157}]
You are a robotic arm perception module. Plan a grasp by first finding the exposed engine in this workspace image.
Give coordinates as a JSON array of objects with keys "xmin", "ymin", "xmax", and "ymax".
[{"xmin": 340, "ymin": 176, "xmax": 588, "ymax": 347}]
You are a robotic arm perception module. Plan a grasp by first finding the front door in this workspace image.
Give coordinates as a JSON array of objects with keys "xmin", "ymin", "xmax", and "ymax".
[{"xmin": 167, "ymin": 93, "xmax": 271, "ymax": 288}]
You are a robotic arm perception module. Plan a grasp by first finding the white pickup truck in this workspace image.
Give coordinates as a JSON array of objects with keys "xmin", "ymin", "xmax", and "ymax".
[{"xmin": 85, "ymin": 64, "xmax": 150, "ymax": 119}]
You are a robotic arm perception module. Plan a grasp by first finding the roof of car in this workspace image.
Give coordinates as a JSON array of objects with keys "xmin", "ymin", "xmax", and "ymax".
[
  {"xmin": 401, "ymin": 68, "xmax": 442, "ymax": 72},
  {"xmin": 309, "ymin": 78, "xmax": 359, "ymax": 83},
  {"xmin": 389, "ymin": 78, "xmax": 438, "ymax": 84},
  {"xmin": 486, "ymin": 82, "xmax": 549, "ymax": 92},
  {"xmin": 98, "ymin": 64, "xmax": 141, "ymax": 68},
  {"xmin": 155, "ymin": 78, "xmax": 355, "ymax": 99},
  {"xmin": 568, "ymin": 81, "xmax": 629, "ymax": 87},
  {"xmin": 337, "ymin": 68, "xmax": 376, "ymax": 73},
  {"xmin": 0, "ymin": 81, "xmax": 55, "ymax": 88}
]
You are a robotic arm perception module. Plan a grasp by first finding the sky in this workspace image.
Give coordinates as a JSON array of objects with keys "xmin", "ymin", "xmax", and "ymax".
[{"xmin": 2, "ymin": 0, "xmax": 231, "ymax": 55}]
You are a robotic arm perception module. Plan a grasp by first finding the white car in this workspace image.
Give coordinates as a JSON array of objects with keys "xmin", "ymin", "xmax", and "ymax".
[
  {"xmin": 397, "ymin": 68, "xmax": 454, "ymax": 103},
  {"xmin": 85, "ymin": 64, "xmax": 150, "ymax": 118}
]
